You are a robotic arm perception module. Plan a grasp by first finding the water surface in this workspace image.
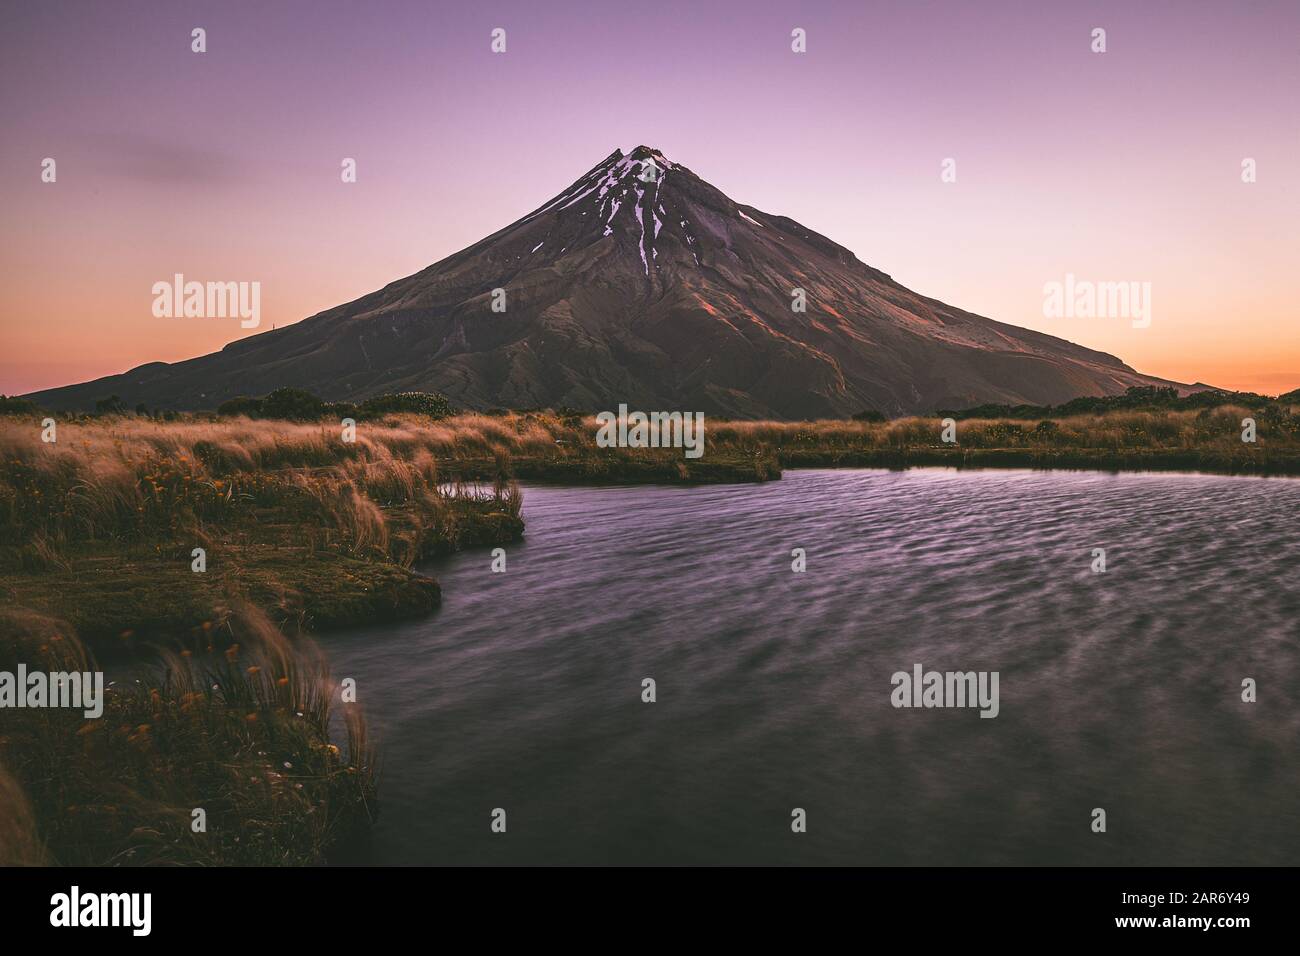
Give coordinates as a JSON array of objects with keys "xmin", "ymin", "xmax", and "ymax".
[{"xmin": 318, "ymin": 469, "xmax": 1300, "ymax": 865}]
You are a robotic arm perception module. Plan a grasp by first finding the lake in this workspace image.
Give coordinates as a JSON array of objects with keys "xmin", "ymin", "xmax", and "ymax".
[{"xmin": 317, "ymin": 469, "xmax": 1300, "ymax": 865}]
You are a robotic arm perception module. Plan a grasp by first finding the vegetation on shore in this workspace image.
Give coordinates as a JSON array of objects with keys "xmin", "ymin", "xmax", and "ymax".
[
  {"xmin": 0, "ymin": 605, "xmax": 376, "ymax": 865},
  {"xmin": 0, "ymin": 405, "xmax": 522, "ymax": 865},
  {"xmin": 936, "ymin": 384, "xmax": 1300, "ymax": 420},
  {"xmin": 9, "ymin": 384, "xmax": 1298, "ymax": 486},
  {"xmin": 0, "ymin": 412, "xmax": 523, "ymax": 653},
  {"xmin": 214, "ymin": 387, "xmax": 456, "ymax": 422},
  {"xmin": 707, "ymin": 402, "xmax": 1300, "ymax": 475}
]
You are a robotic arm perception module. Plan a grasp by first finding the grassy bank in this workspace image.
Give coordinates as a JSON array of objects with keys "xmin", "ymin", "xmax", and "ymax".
[
  {"xmin": 0, "ymin": 414, "xmax": 524, "ymax": 865},
  {"xmin": 0, "ymin": 606, "xmax": 375, "ymax": 865},
  {"xmin": 362, "ymin": 403, "xmax": 1300, "ymax": 480},
  {"xmin": 701, "ymin": 404, "xmax": 1300, "ymax": 476},
  {"xmin": 0, "ymin": 415, "xmax": 524, "ymax": 653}
]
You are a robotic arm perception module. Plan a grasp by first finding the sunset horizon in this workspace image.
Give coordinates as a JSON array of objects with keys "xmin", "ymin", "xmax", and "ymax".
[{"xmin": 3, "ymin": 0, "xmax": 1298, "ymax": 399}]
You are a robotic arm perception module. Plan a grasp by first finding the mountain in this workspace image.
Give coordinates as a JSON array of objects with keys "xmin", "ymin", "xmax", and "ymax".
[{"xmin": 27, "ymin": 145, "xmax": 1190, "ymax": 418}]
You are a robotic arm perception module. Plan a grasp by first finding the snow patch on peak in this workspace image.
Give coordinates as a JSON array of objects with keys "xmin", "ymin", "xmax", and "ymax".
[
  {"xmin": 520, "ymin": 146, "xmax": 672, "ymax": 229},
  {"xmin": 634, "ymin": 184, "xmax": 649, "ymax": 276},
  {"xmin": 600, "ymin": 193, "xmax": 623, "ymax": 235}
]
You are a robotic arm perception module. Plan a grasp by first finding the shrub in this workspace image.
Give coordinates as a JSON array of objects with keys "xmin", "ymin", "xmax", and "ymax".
[
  {"xmin": 327, "ymin": 401, "xmax": 359, "ymax": 420},
  {"xmin": 260, "ymin": 388, "xmax": 327, "ymax": 421},
  {"xmin": 0, "ymin": 395, "xmax": 40, "ymax": 417},
  {"xmin": 943, "ymin": 385, "xmax": 1285, "ymax": 421},
  {"xmin": 977, "ymin": 422, "xmax": 1026, "ymax": 446},
  {"xmin": 1032, "ymin": 420, "xmax": 1060, "ymax": 440},
  {"xmin": 552, "ymin": 405, "xmax": 586, "ymax": 426},
  {"xmin": 218, "ymin": 389, "xmax": 455, "ymax": 421},
  {"xmin": 216, "ymin": 395, "xmax": 265, "ymax": 418},
  {"xmin": 359, "ymin": 391, "xmax": 455, "ymax": 418}
]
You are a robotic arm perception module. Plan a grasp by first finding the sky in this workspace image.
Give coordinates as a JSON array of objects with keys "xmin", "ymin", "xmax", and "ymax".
[{"xmin": 1, "ymin": 0, "xmax": 1297, "ymax": 396}]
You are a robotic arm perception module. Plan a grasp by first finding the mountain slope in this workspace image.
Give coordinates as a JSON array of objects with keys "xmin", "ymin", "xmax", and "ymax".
[{"xmin": 28, "ymin": 145, "xmax": 1189, "ymax": 417}]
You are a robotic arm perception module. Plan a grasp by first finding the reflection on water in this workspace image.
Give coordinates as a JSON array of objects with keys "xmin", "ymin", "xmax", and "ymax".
[{"xmin": 317, "ymin": 469, "xmax": 1300, "ymax": 865}]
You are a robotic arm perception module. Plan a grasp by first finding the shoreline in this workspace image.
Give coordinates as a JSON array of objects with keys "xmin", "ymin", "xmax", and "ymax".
[
  {"xmin": 0, "ymin": 506, "xmax": 522, "ymax": 660},
  {"xmin": 773, "ymin": 447, "xmax": 1300, "ymax": 478},
  {"xmin": 445, "ymin": 448, "xmax": 1300, "ymax": 486}
]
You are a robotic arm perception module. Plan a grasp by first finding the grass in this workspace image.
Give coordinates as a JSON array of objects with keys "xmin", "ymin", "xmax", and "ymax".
[
  {"xmin": 0, "ymin": 605, "xmax": 375, "ymax": 865},
  {"xmin": 0, "ymin": 415, "xmax": 525, "ymax": 653},
  {"xmin": 701, "ymin": 404, "xmax": 1300, "ymax": 475},
  {"xmin": 309, "ymin": 403, "xmax": 1298, "ymax": 478}
]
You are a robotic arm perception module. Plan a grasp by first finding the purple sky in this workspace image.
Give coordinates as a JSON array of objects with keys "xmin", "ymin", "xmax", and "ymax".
[{"xmin": 2, "ymin": 0, "xmax": 1297, "ymax": 395}]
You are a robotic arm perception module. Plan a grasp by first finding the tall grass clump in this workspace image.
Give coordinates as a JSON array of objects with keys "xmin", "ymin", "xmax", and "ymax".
[
  {"xmin": 0, "ymin": 605, "xmax": 376, "ymax": 866},
  {"xmin": 0, "ymin": 416, "xmax": 524, "ymax": 562}
]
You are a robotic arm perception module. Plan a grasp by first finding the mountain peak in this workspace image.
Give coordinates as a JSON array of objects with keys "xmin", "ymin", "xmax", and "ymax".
[
  {"xmin": 626, "ymin": 144, "xmax": 672, "ymax": 167},
  {"xmin": 574, "ymin": 146, "xmax": 675, "ymax": 188}
]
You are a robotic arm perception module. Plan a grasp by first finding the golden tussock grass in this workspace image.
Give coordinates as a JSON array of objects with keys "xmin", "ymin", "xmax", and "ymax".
[
  {"xmin": 0, "ymin": 414, "xmax": 526, "ymax": 560},
  {"xmin": 0, "ymin": 604, "xmax": 375, "ymax": 866}
]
